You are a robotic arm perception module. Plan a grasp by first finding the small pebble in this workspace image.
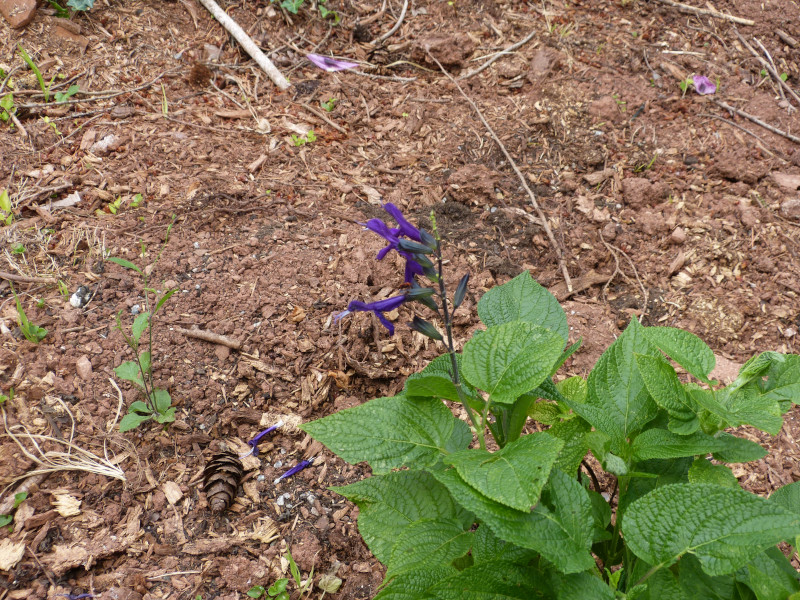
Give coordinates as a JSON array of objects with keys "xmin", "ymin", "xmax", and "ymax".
[
  {"xmin": 276, "ymin": 493, "xmax": 291, "ymax": 506},
  {"xmin": 670, "ymin": 227, "xmax": 687, "ymax": 244},
  {"xmin": 76, "ymin": 356, "xmax": 93, "ymax": 381},
  {"xmin": 257, "ymin": 474, "xmax": 265, "ymax": 482},
  {"xmin": 274, "ymin": 460, "xmax": 283, "ymax": 469},
  {"xmin": 131, "ymin": 304, "xmax": 141, "ymax": 315}
]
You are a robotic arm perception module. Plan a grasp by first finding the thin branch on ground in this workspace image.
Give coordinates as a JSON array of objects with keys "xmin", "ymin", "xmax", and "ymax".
[
  {"xmin": 600, "ymin": 233, "xmax": 649, "ymax": 320},
  {"xmin": 175, "ymin": 326, "xmax": 242, "ymax": 350},
  {"xmin": 197, "ymin": 0, "xmax": 291, "ymax": 90},
  {"xmin": 733, "ymin": 29, "xmax": 800, "ymax": 109},
  {"xmin": 0, "ymin": 271, "xmax": 57, "ymax": 284},
  {"xmin": 712, "ymin": 99, "xmax": 800, "ymax": 144},
  {"xmin": 16, "ymin": 69, "xmax": 180, "ymax": 110},
  {"xmin": 427, "ymin": 51, "xmax": 574, "ymax": 293},
  {"xmin": 700, "ymin": 113, "xmax": 785, "ymax": 160},
  {"xmin": 651, "ymin": 0, "xmax": 754, "ymax": 25},
  {"xmin": 298, "ymin": 102, "xmax": 347, "ymax": 134},
  {"xmin": 459, "ymin": 28, "xmax": 538, "ymax": 80},
  {"xmin": 359, "ymin": 0, "xmax": 388, "ymax": 25},
  {"xmin": 372, "ymin": 0, "xmax": 409, "ymax": 45}
]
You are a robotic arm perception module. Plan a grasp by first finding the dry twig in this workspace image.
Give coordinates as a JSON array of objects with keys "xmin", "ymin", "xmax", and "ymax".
[
  {"xmin": 0, "ymin": 271, "xmax": 57, "ymax": 284},
  {"xmin": 459, "ymin": 29, "xmax": 538, "ymax": 80},
  {"xmin": 372, "ymin": 0, "xmax": 409, "ymax": 45},
  {"xmin": 299, "ymin": 102, "xmax": 347, "ymax": 134},
  {"xmin": 712, "ymin": 99, "xmax": 800, "ymax": 144},
  {"xmin": 651, "ymin": 0, "xmax": 754, "ymax": 25},
  {"xmin": 733, "ymin": 30, "xmax": 800, "ymax": 109},
  {"xmin": 196, "ymin": 0, "xmax": 290, "ymax": 90},
  {"xmin": 175, "ymin": 326, "xmax": 242, "ymax": 350},
  {"xmin": 426, "ymin": 51, "xmax": 573, "ymax": 293}
]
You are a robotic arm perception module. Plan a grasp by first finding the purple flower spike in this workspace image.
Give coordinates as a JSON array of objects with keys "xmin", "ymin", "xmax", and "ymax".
[
  {"xmin": 274, "ymin": 457, "xmax": 316, "ymax": 485},
  {"xmin": 335, "ymin": 294, "xmax": 408, "ymax": 335},
  {"xmin": 241, "ymin": 421, "xmax": 284, "ymax": 458},
  {"xmin": 383, "ymin": 203, "xmax": 422, "ymax": 242},
  {"xmin": 307, "ymin": 53, "xmax": 359, "ymax": 72},
  {"xmin": 693, "ymin": 75, "xmax": 716, "ymax": 95},
  {"xmin": 361, "ymin": 204, "xmax": 425, "ymax": 283}
]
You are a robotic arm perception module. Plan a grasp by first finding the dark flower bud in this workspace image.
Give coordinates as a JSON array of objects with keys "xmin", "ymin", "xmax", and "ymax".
[
  {"xmin": 418, "ymin": 229, "xmax": 439, "ymax": 251},
  {"xmin": 453, "ymin": 273, "xmax": 470, "ymax": 309},
  {"xmin": 409, "ymin": 316, "xmax": 443, "ymax": 341},
  {"xmin": 405, "ymin": 286, "xmax": 436, "ymax": 300},
  {"xmin": 397, "ymin": 238, "xmax": 434, "ymax": 255}
]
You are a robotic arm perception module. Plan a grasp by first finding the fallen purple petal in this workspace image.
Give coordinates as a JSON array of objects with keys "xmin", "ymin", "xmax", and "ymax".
[
  {"xmin": 241, "ymin": 421, "xmax": 284, "ymax": 457},
  {"xmin": 307, "ymin": 54, "xmax": 359, "ymax": 72},
  {"xmin": 274, "ymin": 457, "xmax": 316, "ymax": 484},
  {"xmin": 693, "ymin": 75, "xmax": 716, "ymax": 95}
]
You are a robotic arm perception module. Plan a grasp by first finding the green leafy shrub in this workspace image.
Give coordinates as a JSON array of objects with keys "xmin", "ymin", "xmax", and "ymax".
[{"xmin": 303, "ymin": 204, "xmax": 800, "ymax": 598}]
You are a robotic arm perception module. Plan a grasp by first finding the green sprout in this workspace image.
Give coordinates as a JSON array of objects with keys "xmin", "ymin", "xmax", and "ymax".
[
  {"xmin": 54, "ymin": 84, "xmax": 80, "ymax": 103},
  {"xmin": 0, "ymin": 93, "xmax": 14, "ymax": 124},
  {"xmin": 291, "ymin": 130, "xmax": 316, "ymax": 146},
  {"xmin": 320, "ymin": 98, "xmax": 337, "ymax": 112},
  {"xmin": 10, "ymin": 284, "xmax": 48, "ymax": 343}
]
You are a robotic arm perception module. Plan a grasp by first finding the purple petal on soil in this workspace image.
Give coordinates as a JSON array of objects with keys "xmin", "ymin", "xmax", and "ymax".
[
  {"xmin": 307, "ymin": 54, "xmax": 359, "ymax": 72},
  {"xmin": 693, "ymin": 75, "xmax": 716, "ymax": 95}
]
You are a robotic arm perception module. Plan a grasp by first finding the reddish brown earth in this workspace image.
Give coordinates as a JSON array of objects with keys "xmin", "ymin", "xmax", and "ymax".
[{"xmin": 1, "ymin": 0, "xmax": 799, "ymax": 598}]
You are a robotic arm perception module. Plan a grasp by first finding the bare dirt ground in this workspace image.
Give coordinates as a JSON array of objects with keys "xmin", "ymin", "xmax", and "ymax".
[{"xmin": 1, "ymin": 0, "xmax": 799, "ymax": 597}]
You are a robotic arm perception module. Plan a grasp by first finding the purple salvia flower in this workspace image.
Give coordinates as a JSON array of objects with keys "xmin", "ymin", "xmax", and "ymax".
[
  {"xmin": 274, "ymin": 457, "xmax": 316, "ymax": 485},
  {"xmin": 362, "ymin": 203, "xmax": 424, "ymax": 283},
  {"xmin": 335, "ymin": 294, "xmax": 408, "ymax": 335},
  {"xmin": 241, "ymin": 421, "xmax": 284, "ymax": 458},
  {"xmin": 693, "ymin": 75, "xmax": 716, "ymax": 95},
  {"xmin": 307, "ymin": 54, "xmax": 359, "ymax": 72}
]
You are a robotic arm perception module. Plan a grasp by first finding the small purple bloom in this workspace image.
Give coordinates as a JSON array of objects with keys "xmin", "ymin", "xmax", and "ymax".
[
  {"xmin": 58, "ymin": 595, "xmax": 94, "ymax": 600},
  {"xmin": 274, "ymin": 457, "xmax": 316, "ymax": 485},
  {"xmin": 307, "ymin": 53, "xmax": 359, "ymax": 72},
  {"xmin": 693, "ymin": 75, "xmax": 716, "ymax": 95},
  {"xmin": 241, "ymin": 421, "xmax": 284, "ymax": 458},
  {"xmin": 335, "ymin": 294, "xmax": 408, "ymax": 335},
  {"xmin": 363, "ymin": 203, "xmax": 424, "ymax": 283}
]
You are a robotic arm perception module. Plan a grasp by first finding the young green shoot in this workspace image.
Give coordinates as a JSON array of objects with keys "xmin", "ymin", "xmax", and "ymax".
[{"xmin": 10, "ymin": 283, "xmax": 47, "ymax": 343}]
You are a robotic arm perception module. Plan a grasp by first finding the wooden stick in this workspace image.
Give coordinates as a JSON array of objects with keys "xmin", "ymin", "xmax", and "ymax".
[
  {"xmin": 651, "ymin": 0, "xmax": 754, "ymax": 25},
  {"xmin": 175, "ymin": 326, "xmax": 242, "ymax": 350},
  {"xmin": 299, "ymin": 102, "xmax": 347, "ymax": 134},
  {"xmin": 733, "ymin": 29, "xmax": 800, "ymax": 109},
  {"xmin": 427, "ymin": 50, "xmax": 573, "ymax": 293},
  {"xmin": 372, "ymin": 0, "xmax": 409, "ymax": 44},
  {"xmin": 713, "ymin": 99, "xmax": 800, "ymax": 144},
  {"xmin": 0, "ymin": 271, "xmax": 57, "ymax": 284},
  {"xmin": 459, "ymin": 28, "xmax": 538, "ymax": 80},
  {"xmin": 196, "ymin": 0, "xmax": 290, "ymax": 91}
]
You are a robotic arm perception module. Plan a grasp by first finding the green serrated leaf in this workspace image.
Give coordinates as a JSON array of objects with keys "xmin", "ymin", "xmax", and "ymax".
[
  {"xmin": 711, "ymin": 432, "xmax": 767, "ymax": 463},
  {"xmin": 129, "ymin": 400, "xmax": 150, "ymax": 414},
  {"xmin": 471, "ymin": 525, "xmax": 538, "ymax": 565},
  {"xmin": 548, "ymin": 417, "xmax": 590, "ymax": 476},
  {"xmin": 676, "ymin": 554, "xmax": 736, "ymax": 599},
  {"xmin": 373, "ymin": 566, "xmax": 458, "ymax": 600},
  {"xmin": 132, "ymin": 311, "xmax": 150, "ymax": 343},
  {"xmin": 571, "ymin": 317, "xmax": 659, "ymax": 445},
  {"xmin": 386, "ymin": 519, "xmax": 473, "ymax": 579},
  {"xmin": 635, "ymin": 354, "xmax": 699, "ymax": 433},
  {"xmin": 477, "ymin": 271, "xmax": 568, "ymax": 343},
  {"xmin": 549, "ymin": 570, "xmax": 616, "ymax": 600},
  {"xmin": 445, "ymin": 432, "xmax": 563, "ymax": 511},
  {"xmin": 461, "ymin": 321, "xmax": 564, "ymax": 404},
  {"xmin": 106, "ymin": 256, "xmax": 142, "ymax": 273},
  {"xmin": 334, "ymin": 470, "xmax": 473, "ymax": 563},
  {"xmin": 624, "ymin": 483, "xmax": 800, "ymax": 576},
  {"xmin": 302, "ymin": 396, "xmax": 469, "ymax": 473},
  {"xmin": 643, "ymin": 326, "xmax": 716, "ymax": 382},
  {"xmin": 688, "ymin": 458, "xmax": 739, "ymax": 488},
  {"xmin": 633, "ymin": 429, "xmax": 729, "ymax": 461},
  {"xmin": 428, "ymin": 560, "xmax": 554, "ymax": 599},
  {"xmin": 405, "ymin": 355, "xmax": 481, "ymax": 409},
  {"xmin": 736, "ymin": 547, "xmax": 800, "ymax": 600},
  {"xmin": 688, "ymin": 385, "xmax": 782, "ymax": 436},
  {"xmin": 114, "ymin": 361, "xmax": 144, "ymax": 386},
  {"xmin": 432, "ymin": 468, "xmax": 594, "ymax": 574},
  {"xmin": 120, "ymin": 411, "xmax": 152, "ymax": 431},
  {"xmin": 154, "ymin": 407, "xmax": 176, "ymax": 424}
]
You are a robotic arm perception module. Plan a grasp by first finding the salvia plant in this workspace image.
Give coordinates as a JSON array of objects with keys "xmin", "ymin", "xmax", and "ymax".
[{"xmin": 302, "ymin": 203, "xmax": 800, "ymax": 599}]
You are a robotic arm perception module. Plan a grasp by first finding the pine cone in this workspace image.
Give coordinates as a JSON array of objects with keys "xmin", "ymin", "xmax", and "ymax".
[{"xmin": 203, "ymin": 450, "xmax": 244, "ymax": 513}]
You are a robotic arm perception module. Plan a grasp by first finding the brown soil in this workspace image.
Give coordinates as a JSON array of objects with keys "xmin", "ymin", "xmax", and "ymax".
[{"xmin": 1, "ymin": 0, "xmax": 799, "ymax": 598}]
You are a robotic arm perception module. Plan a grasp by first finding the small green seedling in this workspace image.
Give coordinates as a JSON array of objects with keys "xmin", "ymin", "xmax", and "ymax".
[
  {"xmin": 246, "ymin": 550, "xmax": 312, "ymax": 600},
  {"xmin": 291, "ymin": 130, "xmax": 317, "ymax": 146},
  {"xmin": 54, "ymin": 84, "xmax": 80, "ymax": 103},
  {"xmin": 41, "ymin": 116, "xmax": 62, "ymax": 136},
  {"xmin": 10, "ymin": 284, "xmax": 47, "ymax": 343},
  {"xmin": 634, "ymin": 153, "xmax": 658, "ymax": 173},
  {"xmin": 96, "ymin": 196, "xmax": 124, "ymax": 217},
  {"xmin": 47, "ymin": 0, "xmax": 70, "ymax": 17},
  {"xmin": 67, "ymin": 0, "xmax": 95, "ymax": 11},
  {"xmin": 320, "ymin": 98, "xmax": 337, "ymax": 112},
  {"xmin": 0, "ymin": 93, "xmax": 14, "ymax": 124},
  {"xmin": 0, "ymin": 388, "xmax": 13, "ymax": 404},
  {"xmin": 18, "ymin": 45, "xmax": 53, "ymax": 103},
  {"xmin": 318, "ymin": 0, "xmax": 339, "ymax": 22},
  {"xmin": 1, "ymin": 190, "xmax": 14, "ymax": 225},
  {"xmin": 58, "ymin": 280, "xmax": 70, "ymax": 300},
  {"xmin": 678, "ymin": 76, "xmax": 693, "ymax": 96},
  {"xmin": 131, "ymin": 193, "xmax": 144, "ymax": 208},
  {"xmin": 274, "ymin": 0, "xmax": 304, "ymax": 14},
  {"xmin": 111, "ymin": 219, "xmax": 178, "ymax": 432},
  {"xmin": 0, "ymin": 492, "xmax": 28, "ymax": 531}
]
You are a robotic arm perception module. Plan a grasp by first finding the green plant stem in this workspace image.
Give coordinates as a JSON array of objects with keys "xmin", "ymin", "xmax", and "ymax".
[
  {"xmin": 434, "ymin": 245, "xmax": 486, "ymax": 451},
  {"xmin": 630, "ymin": 561, "xmax": 664, "ymax": 589}
]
